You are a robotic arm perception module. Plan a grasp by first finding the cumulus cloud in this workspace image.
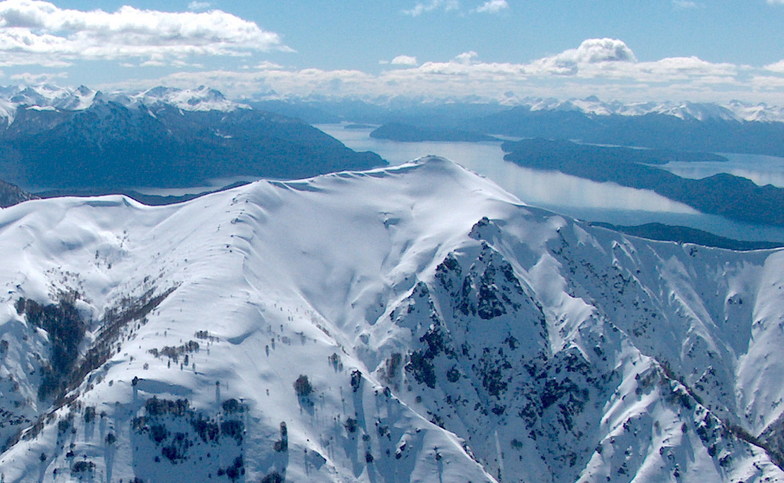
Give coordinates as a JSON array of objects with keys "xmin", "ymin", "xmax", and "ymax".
[
  {"xmin": 552, "ymin": 38, "xmax": 635, "ymax": 64},
  {"xmin": 474, "ymin": 0, "xmax": 509, "ymax": 13},
  {"xmin": 453, "ymin": 51, "xmax": 479, "ymax": 64},
  {"xmin": 766, "ymin": 61, "xmax": 784, "ymax": 73},
  {"xmin": 0, "ymin": 0, "xmax": 290, "ymax": 67},
  {"xmin": 522, "ymin": 40, "xmax": 740, "ymax": 86},
  {"xmin": 526, "ymin": 39, "xmax": 635, "ymax": 76},
  {"xmin": 403, "ymin": 0, "xmax": 460, "ymax": 16},
  {"xmin": 388, "ymin": 55, "xmax": 418, "ymax": 66}
]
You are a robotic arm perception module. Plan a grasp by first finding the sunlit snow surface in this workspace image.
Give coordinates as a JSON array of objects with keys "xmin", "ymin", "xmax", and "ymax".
[{"xmin": 0, "ymin": 158, "xmax": 782, "ymax": 482}]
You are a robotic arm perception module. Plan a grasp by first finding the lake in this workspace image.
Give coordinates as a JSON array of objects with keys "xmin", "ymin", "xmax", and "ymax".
[{"xmin": 317, "ymin": 123, "xmax": 784, "ymax": 243}]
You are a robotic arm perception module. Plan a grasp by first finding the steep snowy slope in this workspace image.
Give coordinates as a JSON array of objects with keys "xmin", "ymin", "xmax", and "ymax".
[{"xmin": 0, "ymin": 158, "xmax": 782, "ymax": 482}]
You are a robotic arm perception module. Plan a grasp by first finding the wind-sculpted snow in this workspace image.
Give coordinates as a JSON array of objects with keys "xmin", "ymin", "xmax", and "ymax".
[{"xmin": 0, "ymin": 157, "xmax": 782, "ymax": 481}]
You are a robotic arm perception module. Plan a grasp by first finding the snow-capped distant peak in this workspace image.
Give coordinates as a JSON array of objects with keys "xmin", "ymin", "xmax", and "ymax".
[
  {"xmin": 0, "ymin": 84, "xmax": 98, "ymax": 123},
  {"xmin": 726, "ymin": 100, "xmax": 784, "ymax": 122},
  {"xmin": 131, "ymin": 85, "xmax": 250, "ymax": 112},
  {"xmin": 8, "ymin": 84, "xmax": 97, "ymax": 111},
  {"xmin": 0, "ymin": 85, "xmax": 248, "ymax": 120},
  {"xmin": 519, "ymin": 96, "xmax": 784, "ymax": 122},
  {"xmin": 0, "ymin": 98, "xmax": 16, "ymax": 126}
]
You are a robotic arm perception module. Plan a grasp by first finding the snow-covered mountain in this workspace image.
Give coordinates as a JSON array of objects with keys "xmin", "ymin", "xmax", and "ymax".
[
  {"xmin": 0, "ymin": 85, "xmax": 383, "ymax": 190},
  {"xmin": 0, "ymin": 85, "xmax": 246, "ymax": 125},
  {"xmin": 122, "ymin": 86, "xmax": 250, "ymax": 113},
  {"xmin": 504, "ymin": 96, "xmax": 784, "ymax": 123},
  {"xmin": 0, "ymin": 157, "xmax": 783, "ymax": 481},
  {"xmin": 7, "ymin": 85, "xmax": 783, "ymax": 125}
]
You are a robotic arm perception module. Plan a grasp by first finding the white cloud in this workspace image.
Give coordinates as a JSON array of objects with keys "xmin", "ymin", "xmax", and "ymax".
[
  {"xmin": 767, "ymin": 0, "xmax": 784, "ymax": 4},
  {"xmin": 10, "ymin": 71, "xmax": 67, "ymax": 84},
  {"xmin": 0, "ymin": 0, "xmax": 290, "ymax": 67},
  {"xmin": 766, "ymin": 61, "xmax": 784, "ymax": 73},
  {"xmin": 752, "ymin": 75, "xmax": 784, "ymax": 89},
  {"xmin": 553, "ymin": 38, "xmax": 635, "ymax": 64},
  {"xmin": 405, "ymin": 0, "xmax": 509, "ymax": 16},
  {"xmin": 525, "ymin": 39, "xmax": 635, "ymax": 76},
  {"xmin": 454, "ymin": 51, "xmax": 479, "ymax": 64},
  {"xmin": 403, "ymin": 0, "xmax": 460, "ymax": 16},
  {"xmin": 634, "ymin": 56, "xmax": 737, "ymax": 80},
  {"xmin": 522, "ymin": 40, "xmax": 739, "ymax": 87},
  {"xmin": 389, "ymin": 55, "xmax": 418, "ymax": 66},
  {"xmin": 251, "ymin": 61, "xmax": 285, "ymax": 70},
  {"xmin": 187, "ymin": 1, "xmax": 212, "ymax": 11},
  {"xmin": 96, "ymin": 38, "xmax": 783, "ymax": 105},
  {"xmin": 474, "ymin": 0, "xmax": 509, "ymax": 14}
]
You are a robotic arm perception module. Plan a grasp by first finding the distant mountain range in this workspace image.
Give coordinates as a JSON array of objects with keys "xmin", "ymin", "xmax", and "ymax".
[
  {"xmin": 510, "ymin": 96, "xmax": 784, "ymax": 123},
  {"xmin": 472, "ymin": 107, "xmax": 784, "ymax": 158},
  {"xmin": 0, "ymin": 85, "xmax": 384, "ymax": 191},
  {"xmin": 254, "ymin": 96, "xmax": 784, "ymax": 124},
  {"xmin": 256, "ymin": 96, "xmax": 784, "ymax": 157}
]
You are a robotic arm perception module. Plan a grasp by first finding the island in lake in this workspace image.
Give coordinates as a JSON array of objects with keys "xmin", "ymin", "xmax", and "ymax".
[
  {"xmin": 370, "ymin": 122, "xmax": 497, "ymax": 142},
  {"xmin": 502, "ymin": 138, "xmax": 784, "ymax": 226},
  {"xmin": 591, "ymin": 222, "xmax": 783, "ymax": 251}
]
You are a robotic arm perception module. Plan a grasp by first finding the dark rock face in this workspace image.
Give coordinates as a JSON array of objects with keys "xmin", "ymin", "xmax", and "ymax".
[{"xmin": 0, "ymin": 179, "xmax": 36, "ymax": 208}]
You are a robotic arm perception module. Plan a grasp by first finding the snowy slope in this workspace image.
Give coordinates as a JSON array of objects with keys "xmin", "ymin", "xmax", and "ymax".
[{"xmin": 0, "ymin": 157, "xmax": 782, "ymax": 481}]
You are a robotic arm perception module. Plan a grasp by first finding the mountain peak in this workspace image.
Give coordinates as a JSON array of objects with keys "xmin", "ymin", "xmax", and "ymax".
[
  {"xmin": 514, "ymin": 95, "xmax": 784, "ymax": 122},
  {"xmin": 0, "ymin": 84, "xmax": 248, "ymax": 117},
  {"xmin": 132, "ymin": 85, "xmax": 248, "ymax": 112},
  {"xmin": 0, "ymin": 160, "xmax": 782, "ymax": 480}
]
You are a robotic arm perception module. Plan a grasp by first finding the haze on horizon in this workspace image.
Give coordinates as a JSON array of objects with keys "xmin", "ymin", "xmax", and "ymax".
[{"xmin": 0, "ymin": 0, "xmax": 782, "ymax": 104}]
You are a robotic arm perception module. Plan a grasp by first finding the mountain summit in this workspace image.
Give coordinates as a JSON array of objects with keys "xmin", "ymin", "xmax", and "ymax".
[{"xmin": 0, "ymin": 157, "xmax": 782, "ymax": 481}]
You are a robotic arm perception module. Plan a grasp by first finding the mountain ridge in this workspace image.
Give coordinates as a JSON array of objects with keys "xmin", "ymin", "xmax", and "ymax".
[
  {"xmin": 0, "ymin": 157, "xmax": 782, "ymax": 481},
  {"xmin": 252, "ymin": 95, "xmax": 784, "ymax": 124},
  {"xmin": 0, "ymin": 86, "xmax": 384, "ymax": 191}
]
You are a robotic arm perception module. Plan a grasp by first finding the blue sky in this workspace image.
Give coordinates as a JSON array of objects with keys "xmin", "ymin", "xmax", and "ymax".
[{"xmin": 0, "ymin": 0, "xmax": 783, "ymax": 103}]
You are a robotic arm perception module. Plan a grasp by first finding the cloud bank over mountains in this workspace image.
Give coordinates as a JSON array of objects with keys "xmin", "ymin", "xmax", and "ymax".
[
  {"xmin": 106, "ymin": 37, "xmax": 782, "ymax": 104},
  {"xmin": 0, "ymin": 1, "xmax": 782, "ymax": 104}
]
